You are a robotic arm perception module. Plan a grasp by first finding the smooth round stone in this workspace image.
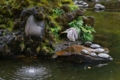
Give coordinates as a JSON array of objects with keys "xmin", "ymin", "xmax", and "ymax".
[
  {"xmin": 81, "ymin": 49, "xmax": 89, "ymax": 55},
  {"xmin": 98, "ymin": 53, "xmax": 110, "ymax": 58},
  {"xmin": 90, "ymin": 52, "xmax": 97, "ymax": 57},
  {"xmin": 90, "ymin": 44, "xmax": 101, "ymax": 49},
  {"xmin": 94, "ymin": 48, "xmax": 104, "ymax": 53},
  {"xmin": 84, "ymin": 41, "xmax": 92, "ymax": 46}
]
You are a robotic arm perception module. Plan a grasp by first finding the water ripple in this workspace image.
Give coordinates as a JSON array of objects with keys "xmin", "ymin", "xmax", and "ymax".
[{"xmin": 13, "ymin": 66, "xmax": 49, "ymax": 80}]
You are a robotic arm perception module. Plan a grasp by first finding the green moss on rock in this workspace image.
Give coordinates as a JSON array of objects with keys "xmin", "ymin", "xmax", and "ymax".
[{"xmin": 0, "ymin": 0, "xmax": 94, "ymax": 57}]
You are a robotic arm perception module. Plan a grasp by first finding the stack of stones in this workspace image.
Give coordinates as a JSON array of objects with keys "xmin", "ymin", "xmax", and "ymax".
[{"xmin": 81, "ymin": 41, "xmax": 113, "ymax": 60}]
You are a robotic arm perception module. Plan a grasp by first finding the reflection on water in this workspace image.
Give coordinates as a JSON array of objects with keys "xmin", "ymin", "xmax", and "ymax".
[
  {"xmin": 96, "ymin": 63, "xmax": 108, "ymax": 67},
  {"xmin": 15, "ymin": 66, "xmax": 48, "ymax": 80},
  {"xmin": 0, "ymin": 11, "xmax": 120, "ymax": 80}
]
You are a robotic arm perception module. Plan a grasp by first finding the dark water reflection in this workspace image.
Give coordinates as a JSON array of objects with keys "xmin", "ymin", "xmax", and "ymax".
[
  {"xmin": 0, "ymin": 58, "xmax": 118, "ymax": 80},
  {"xmin": 0, "ymin": 59, "xmax": 115, "ymax": 80},
  {"xmin": 0, "ymin": 11, "xmax": 120, "ymax": 80}
]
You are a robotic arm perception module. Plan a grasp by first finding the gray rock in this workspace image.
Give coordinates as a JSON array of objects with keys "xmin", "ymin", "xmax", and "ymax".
[
  {"xmin": 25, "ymin": 15, "xmax": 45, "ymax": 39},
  {"xmin": 94, "ymin": 4, "xmax": 105, "ymax": 12},
  {"xmin": 74, "ymin": 1, "xmax": 89, "ymax": 8},
  {"xmin": 98, "ymin": 53, "xmax": 110, "ymax": 59},
  {"xmin": 90, "ymin": 52, "xmax": 97, "ymax": 57},
  {"xmin": 0, "ymin": 43, "xmax": 5, "ymax": 52},
  {"xmin": 90, "ymin": 44, "xmax": 101, "ymax": 49},
  {"xmin": 81, "ymin": 49, "xmax": 89, "ymax": 55},
  {"xmin": 94, "ymin": 48, "xmax": 104, "ymax": 53},
  {"xmin": 84, "ymin": 41, "xmax": 92, "ymax": 46}
]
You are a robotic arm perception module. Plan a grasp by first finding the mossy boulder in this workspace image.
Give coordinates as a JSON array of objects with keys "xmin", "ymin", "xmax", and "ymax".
[{"xmin": 0, "ymin": 0, "xmax": 95, "ymax": 59}]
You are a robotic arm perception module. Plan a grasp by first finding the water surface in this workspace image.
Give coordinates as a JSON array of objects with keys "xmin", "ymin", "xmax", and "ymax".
[{"xmin": 0, "ymin": 11, "xmax": 120, "ymax": 80}]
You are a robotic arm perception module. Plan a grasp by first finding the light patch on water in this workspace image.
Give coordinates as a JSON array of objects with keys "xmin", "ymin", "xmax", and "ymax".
[
  {"xmin": 14, "ymin": 66, "xmax": 50, "ymax": 80},
  {"xmin": 97, "ymin": 63, "xmax": 108, "ymax": 67},
  {"xmin": 27, "ymin": 68, "xmax": 36, "ymax": 73},
  {"xmin": 24, "ymin": 67, "xmax": 42, "ymax": 75}
]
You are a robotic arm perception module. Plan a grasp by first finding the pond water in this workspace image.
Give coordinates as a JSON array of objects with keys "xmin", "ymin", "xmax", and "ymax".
[{"xmin": 0, "ymin": 11, "xmax": 120, "ymax": 80}]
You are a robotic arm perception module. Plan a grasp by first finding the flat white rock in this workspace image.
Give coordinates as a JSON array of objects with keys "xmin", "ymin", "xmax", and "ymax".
[
  {"xmin": 90, "ymin": 52, "xmax": 97, "ymax": 57},
  {"xmin": 90, "ymin": 44, "xmax": 101, "ymax": 49},
  {"xmin": 98, "ymin": 53, "xmax": 110, "ymax": 58},
  {"xmin": 81, "ymin": 49, "xmax": 89, "ymax": 55},
  {"xmin": 94, "ymin": 48, "xmax": 104, "ymax": 53}
]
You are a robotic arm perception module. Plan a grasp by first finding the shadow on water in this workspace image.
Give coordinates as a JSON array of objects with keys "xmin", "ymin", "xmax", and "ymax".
[{"xmin": 0, "ymin": 11, "xmax": 120, "ymax": 80}]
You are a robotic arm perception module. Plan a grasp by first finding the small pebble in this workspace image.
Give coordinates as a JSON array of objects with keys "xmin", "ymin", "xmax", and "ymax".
[
  {"xmin": 94, "ymin": 48, "xmax": 104, "ymax": 53},
  {"xmin": 90, "ymin": 52, "xmax": 97, "ymax": 57},
  {"xmin": 90, "ymin": 44, "xmax": 101, "ymax": 49},
  {"xmin": 84, "ymin": 41, "xmax": 92, "ymax": 46},
  {"xmin": 98, "ymin": 53, "xmax": 110, "ymax": 58},
  {"xmin": 87, "ymin": 66, "xmax": 91, "ymax": 69},
  {"xmin": 81, "ymin": 49, "xmax": 89, "ymax": 55}
]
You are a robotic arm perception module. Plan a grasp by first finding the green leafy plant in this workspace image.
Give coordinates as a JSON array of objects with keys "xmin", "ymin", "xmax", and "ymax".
[
  {"xmin": 81, "ymin": 25, "xmax": 96, "ymax": 42},
  {"xmin": 68, "ymin": 16, "xmax": 96, "ymax": 42},
  {"xmin": 50, "ymin": 26, "xmax": 61, "ymax": 39},
  {"xmin": 53, "ymin": 7, "xmax": 64, "ymax": 16}
]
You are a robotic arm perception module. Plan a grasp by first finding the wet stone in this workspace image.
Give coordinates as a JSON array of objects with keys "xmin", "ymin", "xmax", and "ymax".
[
  {"xmin": 90, "ymin": 44, "xmax": 101, "ymax": 49},
  {"xmin": 81, "ymin": 49, "xmax": 89, "ymax": 55},
  {"xmin": 84, "ymin": 41, "xmax": 92, "ymax": 47},
  {"xmin": 98, "ymin": 53, "xmax": 110, "ymax": 59},
  {"xmin": 94, "ymin": 48, "xmax": 104, "ymax": 53},
  {"xmin": 90, "ymin": 52, "xmax": 97, "ymax": 57},
  {"xmin": 0, "ymin": 29, "xmax": 4, "ymax": 36}
]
